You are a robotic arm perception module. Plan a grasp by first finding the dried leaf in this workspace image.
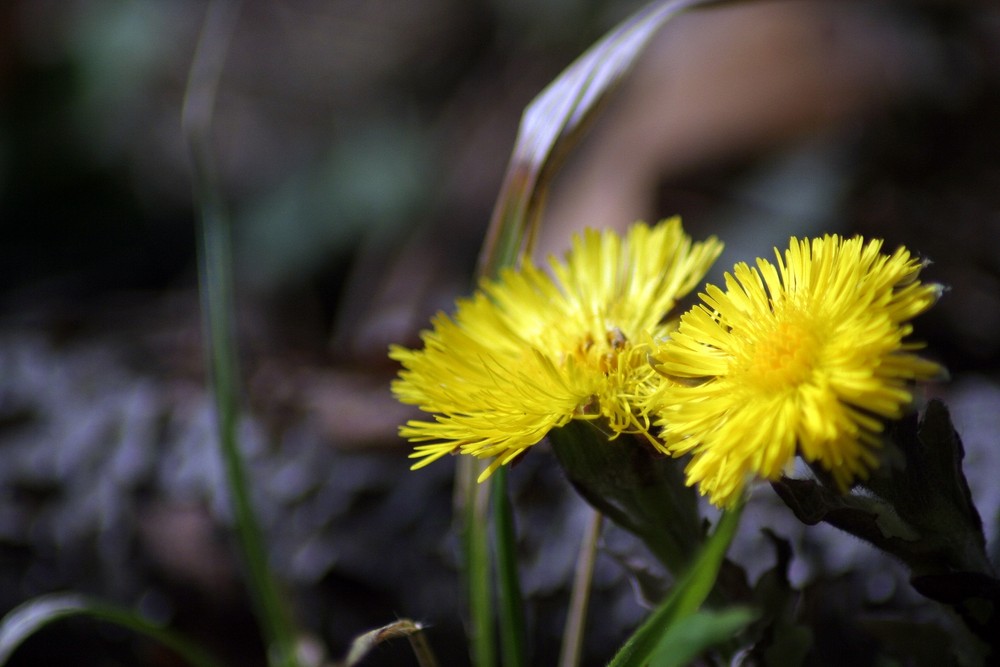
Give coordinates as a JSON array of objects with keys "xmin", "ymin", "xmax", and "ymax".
[{"xmin": 478, "ymin": 0, "xmax": 728, "ymax": 278}]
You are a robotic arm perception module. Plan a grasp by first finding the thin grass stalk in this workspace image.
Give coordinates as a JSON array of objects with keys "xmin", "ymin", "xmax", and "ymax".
[
  {"xmin": 182, "ymin": 3, "xmax": 299, "ymax": 666},
  {"xmin": 492, "ymin": 467, "xmax": 527, "ymax": 667},
  {"xmin": 558, "ymin": 509, "xmax": 603, "ymax": 667},
  {"xmin": 406, "ymin": 627, "xmax": 441, "ymax": 667}
]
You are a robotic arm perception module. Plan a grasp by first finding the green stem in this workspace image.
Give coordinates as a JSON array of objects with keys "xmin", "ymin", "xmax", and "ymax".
[
  {"xmin": 492, "ymin": 467, "xmax": 527, "ymax": 667},
  {"xmin": 459, "ymin": 456, "xmax": 495, "ymax": 667},
  {"xmin": 183, "ymin": 3, "xmax": 299, "ymax": 666}
]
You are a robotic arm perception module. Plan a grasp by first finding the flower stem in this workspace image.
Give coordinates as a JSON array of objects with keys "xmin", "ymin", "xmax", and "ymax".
[{"xmin": 458, "ymin": 456, "xmax": 495, "ymax": 667}]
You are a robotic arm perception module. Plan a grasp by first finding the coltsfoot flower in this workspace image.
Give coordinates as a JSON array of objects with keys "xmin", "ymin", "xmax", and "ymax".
[
  {"xmin": 652, "ymin": 235, "xmax": 944, "ymax": 508},
  {"xmin": 390, "ymin": 218, "xmax": 722, "ymax": 480}
]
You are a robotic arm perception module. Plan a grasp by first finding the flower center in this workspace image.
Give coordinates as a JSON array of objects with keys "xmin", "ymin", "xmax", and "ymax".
[
  {"xmin": 743, "ymin": 318, "xmax": 820, "ymax": 391},
  {"xmin": 570, "ymin": 327, "xmax": 628, "ymax": 375}
]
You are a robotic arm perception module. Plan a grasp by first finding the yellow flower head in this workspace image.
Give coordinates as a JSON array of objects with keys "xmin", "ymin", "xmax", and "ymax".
[
  {"xmin": 652, "ymin": 235, "xmax": 944, "ymax": 508},
  {"xmin": 390, "ymin": 218, "xmax": 722, "ymax": 480}
]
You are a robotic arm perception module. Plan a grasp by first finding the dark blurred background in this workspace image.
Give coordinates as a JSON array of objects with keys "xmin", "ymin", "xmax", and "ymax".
[{"xmin": 1, "ymin": 1, "xmax": 999, "ymax": 665}]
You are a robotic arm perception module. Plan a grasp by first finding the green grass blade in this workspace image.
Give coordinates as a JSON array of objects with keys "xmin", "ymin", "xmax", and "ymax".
[
  {"xmin": 608, "ymin": 503, "xmax": 745, "ymax": 667},
  {"xmin": 182, "ymin": 3, "xmax": 299, "ymax": 666},
  {"xmin": 0, "ymin": 593, "xmax": 223, "ymax": 667},
  {"xmin": 493, "ymin": 467, "xmax": 527, "ymax": 667}
]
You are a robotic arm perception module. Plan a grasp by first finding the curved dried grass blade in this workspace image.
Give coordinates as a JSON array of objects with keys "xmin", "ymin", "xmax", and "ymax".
[
  {"xmin": 478, "ymin": 0, "xmax": 726, "ymax": 278},
  {"xmin": 338, "ymin": 619, "xmax": 438, "ymax": 667}
]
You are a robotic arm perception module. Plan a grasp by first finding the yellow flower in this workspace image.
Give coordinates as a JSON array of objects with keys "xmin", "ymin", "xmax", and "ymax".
[
  {"xmin": 390, "ymin": 218, "xmax": 722, "ymax": 480},
  {"xmin": 652, "ymin": 235, "xmax": 944, "ymax": 508}
]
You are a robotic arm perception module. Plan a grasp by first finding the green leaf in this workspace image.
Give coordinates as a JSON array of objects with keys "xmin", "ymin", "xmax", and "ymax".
[
  {"xmin": 744, "ymin": 530, "xmax": 812, "ymax": 667},
  {"xmin": 772, "ymin": 400, "xmax": 991, "ymax": 578},
  {"xmin": 650, "ymin": 607, "xmax": 757, "ymax": 667},
  {"xmin": 0, "ymin": 593, "xmax": 223, "ymax": 667},
  {"xmin": 550, "ymin": 422, "xmax": 703, "ymax": 575},
  {"xmin": 608, "ymin": 503, "xmax": 744, "ymax": 667},
  {"xmin": 773, "ymin": 400, "xmax": 999, "ymax": 657},
  {"xmin": 869, "ymin": 400, "xmax": 989, "ymax": 574}
]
